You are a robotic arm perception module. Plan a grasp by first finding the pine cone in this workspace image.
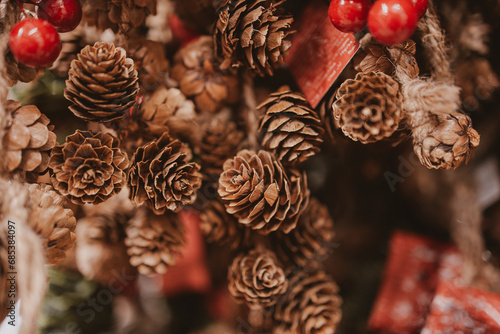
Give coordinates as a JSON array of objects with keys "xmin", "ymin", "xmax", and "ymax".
[
  {"xmin": 317, "ymin": 92, "xmax": 337, "ymax": 143},
  {"xmin": 214, "ymin": 0, "xmax": 294, "ymax": 76},
  {"xmin": 128, "ymin": 133, "xmax": 202, "ymax": 214},
  {"xmin": 354, "ymin": 39, "xmax": 419, "ymax": 79},
  {"xmin": 49, "ymin": 130, "xmax": 129, "ymax": 205},
  {"xmin": 26, "ymin": 183, "xmax": 77, "ymax": 265},
  {"xmin": 75, "ymin": 190, "xmax": 135, "ymax": 285},
  {"xmin": 199, "ymin": 198, "xmax": 249, "ymax": 250},
  {"xmin": 197, "ymin": 118, "xmax": 244, "ymax": 175},
  {"xmin": 228, "ymin": 248, "xmax": 288, "ymax": 309},
  {"xmin": 125, "ymin": 208, "xmax": 185, "ymax": 275},
  {"xmin": 218, "ymin": 149, "xmax": 309, "ymax": 235},
  {"xmin": 138, "ymin": 85, "xmax": 196, "ymax": 138},
  {"xmin": 127, "ymin": 40, "xmax": 169, "ymax": 91},
  {"xmin": 171, "ymin": 36, "xmax": 239, "ymax": 113},
  {"xmin": 64, "ymin": 42, "xmax": 139, "ymax": 122},
  {"xmin": 82, "ymin": 0, "xmax": 117, "ymax": 31},
  {"xmin": 413, "ymin": 112, "xmax": 480, "ymax": 170},
  {"xmin": 333, "ymin": 72, "xmax": 403, "ymax": 144},
  {"xmin": 4, "ymin": 100, "xmax": 57, "ymax": 180},
  {"xmin": 5, "ymin": 51, "xmax": 44, "ymax": 86},
  {"xmin": 108, "ymin": 0, "xmax": 158, "ymax": 32},
  {"xmin": 258, "ymin": 86, "xmax": 324, "ymax": 166},
  {"xmin": 274, "ymin": 198, "xmax": 335, "ymax": 269},
  {"xmin": 274, "ymin": 271, "xmax": 342, "ymax": 334}
]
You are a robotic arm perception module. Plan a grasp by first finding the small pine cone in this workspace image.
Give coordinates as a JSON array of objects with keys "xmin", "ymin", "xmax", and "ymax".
[
  {"xmin": 49, "ymin": 130, "xmax": 129, "ymax": 205},
  {"xmin": 258, "ymin": 86, "xmax": 324, "ymax": 166},
  {"xmin": 197, "ymin": 118, "xmax": 244, "ymax": 175},
  {"xmin": 413, "ymin": 112, "xmax": 480, "ymax": 170},
  {"xmin": 5, "ymin": 51, "xmax": 44, "ymax": 86},
  {"xmin": 128, "ymin": 133, "xmax": 202, "ymax": 214},
  {"xmin": 4, "ymin": 100, "xmax": 57, "ymax": 180},
  {"xmin": 354, "ymin": 39, "xmax": 419, "ymax": 79},
  {"xmin": 108, "ymin": 0, "xmax": 158, "ymax": 32},
  {"xmin": 64, "ymin": 42, "xmax": 139, "ymax": 122},
  {"xmin": 218, "ymin": 149, "xmax": 309, "ymax": 235},
  {"xmin": 125, "ymin": 208, "xmax": 185, "ymax": 275},
  {"xmin": 171, "ymin": 36, "xmax": 239, "ymax": 113},
  {"xmin": 138, "ymin": 85, "xmax": 196, "ymax": 137},
  {"xmin": 75, "ymin": 191, "xmax": 135, "ymax": 285},
  {"xmin": 214, "ymin": 0, "xmax": 294, "ymax": 76},
  {"xmin": 127, "ymin": 40, "xmax": 169, "ymax": 91},
  {"xmin": 274, "ymin": 198, "xmax": 334, "ymax": 269},
  {"xmin": 26, "ymin": 183, "xmax": 77, "ymax": 265},
  {"xmin": 82, "ymin": 0, "xmax": 117, "ymax": 31},
  {"xmin": 199, "ymin": 199, "xmax": 248, "ymax": 250},
  {"xmin": 228, "ymin": 248, "xmax": 288, "ymax": 309},
  {"xmin": 333, "ymin": 72, "xmax": 403, "ymax": 144},
  {"xmin": 274, "ymin": 271, "xmax": 342, "ymax": 334}
]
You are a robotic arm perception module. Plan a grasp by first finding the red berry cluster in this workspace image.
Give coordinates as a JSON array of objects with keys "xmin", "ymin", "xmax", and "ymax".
[
  {"xmin": 8, "ymin": 0, "xmax": 82, "ymax": 68},
  {"xmin": 328, "ymin": 0, "xmax": 428, "ymax": 45}
]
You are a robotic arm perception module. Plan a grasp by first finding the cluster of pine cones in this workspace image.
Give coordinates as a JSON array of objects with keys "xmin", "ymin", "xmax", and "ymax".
[{"xmin": 0, "ymin": 0, "xmax": 486, "ymax": 332}]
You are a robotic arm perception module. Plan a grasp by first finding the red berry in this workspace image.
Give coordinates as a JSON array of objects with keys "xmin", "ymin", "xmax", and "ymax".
[
  {"xmin": 367, "ymin": 0, "xmax": 418, "ymax": 45},
  {"xmin": 37, "ymin": 0, "xmax": 82, "ymax": 32},
  {"xmin": 8, "ymin": 18, "xmax": 62, "ymax": 68},
  {"xmin": 409, "ymin": 0, "xmax": 428, "ymax": 19},
  {"xmin": 328, "ymin": 0, "xmax": 372, "ymax": 34}
]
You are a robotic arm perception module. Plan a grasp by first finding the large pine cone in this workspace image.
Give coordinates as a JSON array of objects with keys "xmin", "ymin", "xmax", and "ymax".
[
  {"xmin": 127, "ymin": 39, "xmax": 169, "ymax": 91},
  {"xmin": 214, "ymin": 0, "xmax": 294, "ymax": 76},
  {"xmin": 228, "ymin": 248, "xmax": 288, "ymax": 309},
  {"xmin": 125, "ymin": 208, "xmax": 185, "ymax": 275},
  {"xmin": 274, "ymin": 271, "xmax": 342, "ymax": 334},
  {"xmin": 64, "ymin": 42, "xmax": 139, "ymax": 122},
  {"xmin": 49, "ymin": 130, "xmax": 129, "ymax": 205},
  {"xmin": 413, "ymin": 112, "xmax": 480, "ymax": 170},
  {"xmin": 199, "ymin": 198, "xmax": 249, "ymax": 250},
  {"xmin": 171, "ymin": 36, "xmax": 239, "ymax": 113},
  {"xmin": 197, "ymin": 118, "xmax": 244, "ymax": 175},
  {"xmin": 128, "ymin": 133, "xmax": 202, "ymax": 214},
  {"xmin": 258, "ymin": 86, "xmax": 324, "ymax": 166},
  {"xmin": 26, "ymin": 183, "xmax": 77, "ymax": 265},
  {"xmin": 76, "ymin": 190, "xmax": 135, "ymax": 285},
  {"xmin": 333, "ymin": 72, "xmax": 403, "ymax": 144},
  {"xmin": 4, "ymin": 100, "xmax": 57, "ymax": 180},
  {"xmin": 218, "ymin": 149, "xmax": 309, "ymax": 235},
  {"xmin": 274, "ymin": 198, "xmax": 335, "ymax": 270}
]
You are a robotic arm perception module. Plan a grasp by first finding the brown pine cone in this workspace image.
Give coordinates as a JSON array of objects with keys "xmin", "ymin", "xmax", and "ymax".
[
  {"xmin": 82, "ymin": 0, "xmax": 117, "ymax": 31},
  {"xmin": 214, "ymin": 0, "xmax": 294, "ymax": 76},
  {"xmin": 354, "ymin": 39, "xmax": 419, "ymax": 79},
  {"xmin": 125, "ymin": 208, "xmax": 185, "ymax": 275},
  {"xmin": 228, "ymin": 248, "xmax": 288, "ymax": 309},
  {"xmin": 64, "ymin": 42, "xmax": 139, "ymax": 122},
  {"xmin": 274, "ymin": 270, "xmax": 342, "ymax": 334},
  {"xmin": 199, "ymin": 199, "xmax": 249, "ymax": 250},
  {"xmin": 108, "ymin": 0, "xmax": 158, "ymax": 32},
  {"xmin": 258, "ymin": 86, "xmax": 324, "ymax": 166},
  {"xmin": 4, "ymin": 100, "xmax": 57, "ymax": 180},
  {"xmin": 49, "ymin": 130, "xmax": 129, "ymax": 205},
  {"xmin": 5, "ymin": 51, "xmax": 44, "ymax": 86},
  {"xmin": 413, "ymin": 112, "xmax": 480, "ymax": 170},
  {"xmin": 197, "ymin": 118, "xmax": 244, "ymax": 175},
  {"xmin": 274, "ymin": 198, "xmax": 335, "ymax": 269},
  {"xmin": 138, "ymin": 85, "xmax": 196, "ymax": 138},
  {"xmin": 75, "ymin": 190, "xmax": 136, "ymax": 285},
  {"xmin": 26, "ymin": 183, "xmax": 77, "ymax": 265},
  {"xmin": 128, "ymin": 133, "xmax": 202, "ymax": 214},
  {"xmin": 333, "ymin": 72, "xmax": 403, "ymax": 144},
  {"xmin": 127, "ymin": 40, "xmax": 169, "ymax": 92},
  {"xmin": 218, "ymin": 149, "xmax": 309, "ymax": 235},
  {"xmin": 171, "ymin": 36, "xmax": 239, "ymax": 113}
]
